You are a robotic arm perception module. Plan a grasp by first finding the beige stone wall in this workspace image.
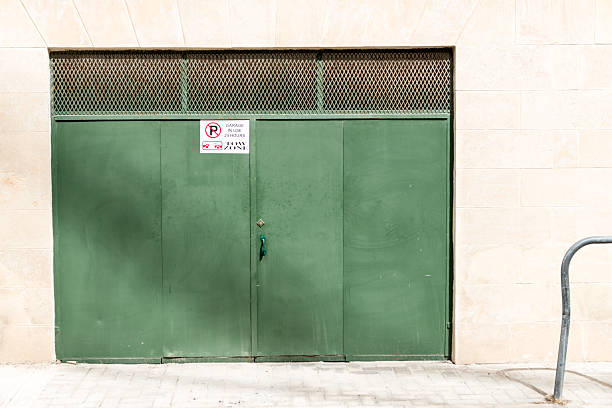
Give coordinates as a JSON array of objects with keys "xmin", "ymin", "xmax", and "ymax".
[
  {"xmin": 0, "ymin": 0, "xmax": 610, "ymax": 363},
  {"xmin": 0, "ymin": 1, "xmax": 54, "ymax": 362}
]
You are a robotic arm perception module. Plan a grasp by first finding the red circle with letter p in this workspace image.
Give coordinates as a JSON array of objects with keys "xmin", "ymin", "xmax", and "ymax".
[{"xmin": 204, "ymin": 122, "xmax": 222, "ymax": 138}]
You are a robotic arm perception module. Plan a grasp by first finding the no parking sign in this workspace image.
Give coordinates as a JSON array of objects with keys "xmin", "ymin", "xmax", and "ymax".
[{"xmin": 200, "ymin": 120, "xmax": 249, "ymax": 154}]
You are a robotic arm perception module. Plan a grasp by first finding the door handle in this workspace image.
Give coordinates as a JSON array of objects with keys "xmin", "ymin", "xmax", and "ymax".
[{"xmin": 259, "ymin": 234, "xmax": 267, "ymax": 261}]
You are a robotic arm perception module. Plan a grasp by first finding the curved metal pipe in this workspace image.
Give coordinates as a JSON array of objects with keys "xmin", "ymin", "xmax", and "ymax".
[{"xmin": 553, "ymin": 236, "xmax": 612, "ymax": 401}]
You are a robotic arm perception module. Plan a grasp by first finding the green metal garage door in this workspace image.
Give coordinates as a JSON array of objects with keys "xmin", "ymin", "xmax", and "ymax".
[
  {"xmin": 53, "ymin": 118, "xmax": 449, "ymax": 362},
  {"xmin": 51, "ymin": 50, "xmax": 452, "ymax": 362}
]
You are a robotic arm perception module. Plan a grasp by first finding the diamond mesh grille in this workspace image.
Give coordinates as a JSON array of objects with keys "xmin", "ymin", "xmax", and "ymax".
[
  {"xmin": 50, "ymin": 52, "xmax": 182, "ymax": 115},
  {"xmin": 186, "ymin": 52, "xmax": 318, "ymax": 114},
  {"xmin": 50, "ymin": 50, "xmax": 452, "ymax": 116},
  {"xmin": 322, "ymin": 50, "xmax": 451, "ymax": 114}
]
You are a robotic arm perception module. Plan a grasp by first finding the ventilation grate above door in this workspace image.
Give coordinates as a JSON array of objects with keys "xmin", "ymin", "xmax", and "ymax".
[
  {"xmin": 322, "ymin": 51, "xmax": 452, "ymax": 114},
  {"xmin": 50, "ymin": 50, "xmax": 452, "ymax": 117},
  {"xmin": 186, "ymin": 52, "xmax": 319, "ymax": 114},
  {"xmin": 50, "ymin": 52, "xmax": 183, "ymax": 115}
]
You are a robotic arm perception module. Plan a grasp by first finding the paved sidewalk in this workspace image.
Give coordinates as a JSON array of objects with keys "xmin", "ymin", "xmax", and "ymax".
[{"xmin": 0, "ymin": 361, "xmax": 610, "ymax": 407}]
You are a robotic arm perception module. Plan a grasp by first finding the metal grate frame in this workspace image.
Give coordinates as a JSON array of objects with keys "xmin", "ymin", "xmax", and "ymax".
[{"xmin": 50, "ymin": 50, "xmax": 452, "ymax": 117}]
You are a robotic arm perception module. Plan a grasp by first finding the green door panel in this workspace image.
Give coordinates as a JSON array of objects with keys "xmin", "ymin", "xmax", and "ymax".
[
  {"xmin": 254, "ymin": 120, "xmax": 343, "ymax": 357},
  {"xmin": 53, "ymin": 121, "xmax": 162, "ymax": 360},
  {"xmin": 343, "ymin": 119, "xmax": 450, "ymax": 359},
  {"xmin": 161, "ymin": 121, "xmax": 251, "ymax": 357}
]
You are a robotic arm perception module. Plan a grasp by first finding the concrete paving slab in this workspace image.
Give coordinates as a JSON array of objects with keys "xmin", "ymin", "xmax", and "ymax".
[{"xmin": 0, "ymin": 361, "xmax": 610, "ymax": 407}]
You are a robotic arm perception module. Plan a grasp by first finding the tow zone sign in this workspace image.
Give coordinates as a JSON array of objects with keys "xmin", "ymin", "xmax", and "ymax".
[{"xmin": 200, "ymin": 120, "xmax": 249, "ymax": 154}]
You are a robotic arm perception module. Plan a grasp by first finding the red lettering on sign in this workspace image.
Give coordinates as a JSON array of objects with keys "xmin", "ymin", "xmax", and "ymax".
[{"xmin": 201, "ymin": 141, "xmax": 223, "ymax": 151}]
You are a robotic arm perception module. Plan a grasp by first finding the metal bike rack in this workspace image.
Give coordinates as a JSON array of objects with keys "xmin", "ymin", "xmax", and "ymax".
[{"xmin": 553, "ymin": 236, "xmax": 612, "ymax": 401}]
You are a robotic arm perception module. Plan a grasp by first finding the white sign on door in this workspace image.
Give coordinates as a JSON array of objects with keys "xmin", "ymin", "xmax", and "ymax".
[{"xmin": 200, "ymin": 120, "xmax": 249, "ymax": 154}]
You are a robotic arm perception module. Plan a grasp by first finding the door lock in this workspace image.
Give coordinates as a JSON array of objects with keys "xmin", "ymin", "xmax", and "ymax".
[{"xmin": 256, "ymin": 219, "xmax": 265, "ymax": 228}]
